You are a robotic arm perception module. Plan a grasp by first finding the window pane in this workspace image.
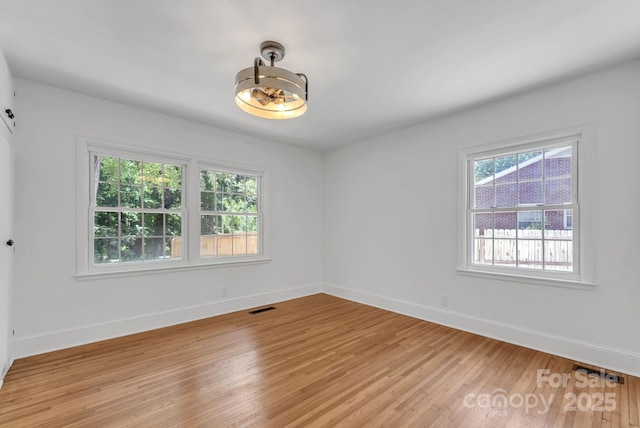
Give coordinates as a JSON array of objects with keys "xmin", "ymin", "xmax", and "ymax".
[
  {"xmin": 166, "ymin": 237, "xmax": 181, "ymax": 259},
  {"xmin": 473, "ymin": 212, "xmax": 493, "ymax": 237},
  {"xmin": 247, "ymin": 215, "xmax": 258, "ymax": 233},
  {"xmin": 167, "ymin": 213, "xmax": 182, "ymax": 236},
  {"xmin": 200, "ymin": 234, "xmax": 217, "ymax": 257},
  {"xmin": 518, "ymin": 180, "xmax": 542, "ymax": 205},
  {"xmin": 545, "ymin": 178, "xmax": 571, "ymax": 205},
  {"xmin": 217, "ymin": 223, "xmax": 233, "ymax": 256},
  {"xmin": 216, "ymin": 173, "xmax": 232, "ymax": 193},
  {"xmin": 544, "ymin": 240, "xmax": 573, "ymax": 271},
  {"xmin": 246, "ymin": 177, "xmax": 257, "ymax": 195},
  {"xmin": 143, "ymin": 162, "xmax": 162, "ymax": 185},
  {"xmin": 164, "ymin": 188, "xmax": 181, "ymax": 209},
  {"xmin": 517, "ymin": 210, "xmax": 543, "ymax": 238},
  {"xmin": 121, "ymin": 237, "xmax": 142, "ymax": 261},
  {"xmin": 492, "ymin": 213, "xmax": 516, "ymax": 267},
  {"xmin": 544, "ymin": 210, "xmax": 573, "ymax": 235},
  {"xmin": 544, "ymin": 146, "xmax": 572, "ymax": 178},
  {"xmin": 247, "ymin": 194, "xmax": 258, "ymax": 213},
  {"xmin": 94, "ymin": 211, "xmax": 118, "ymax": 237},
  {"xmin": 232, "ymin": 215, "xmax": 247, "ymax": 233},
  {"xmin": 496, "ymin": 183, "xmax": 517, "ymax": 207},
  {"xmin": 143, "ymin": 186, "xmax": 162, "ymax": 209},
  {"xmin": 220, "ymin": 215, "xmax": 232, "ymax": 234},
  {"xmin": 473, "ymin": 239, "xmax": 493, "ymax": 265},
  {"xmin": 474, "ymin": 159, "xmax": 494, "ymax": 183},
  {"xmin": 96, "ymin": 183, "xmax": 118, "ymax": 207},
  {"xmin": 201, "ymin": 192, "xmax": 215, "ymax": 211},
  {"xmin": 247, "ymin": 217, "xmax": 259, "ymax": 255},
  {"xmin": 231, "ymin": 174, "xmax": 246, "ymax": 193},
  {"xmin": 121, "ymin": 212, "xmax": 142, "ymax": 236},
  {"xmin": 518, "ymin": 151, "xmax": 542, "ymax": 180},
  {"xmin": 216, "ymin": 193, "xmax": 230, "ymax": 212},
  {"xmin": 143, "ymin": 213, "xmax": 163, "ymax": 237},
  {"xmin": 120, "ymin": 159, "xmax": 142, "ymax": 184},
  {"xmin": 234, "ymin": 234, "xmax": 248, "ymax": 255},
  {"xmin": 494, "ymin": 155, "xmax": 517, "ymax": 182},
  {"xmin": 494, "ymin": 237, "xmax": 516, "ymax": 267},
  {"xmin": 200, "ymin": 170, "xmax": 215, "ymax": 191},
  {"xmin": 518, "ymin": 240, "xmax": 543, "ymax": 269},
  {"xmin": 165, "ymin": 165, "xmax": 182, "ymax": 188},
  {"xmin": 561, "ymin": 209, "xmax": 573, "ymax": 230},
  {"xmin": 144, "ymin": 237, "xmax": 165, "ymax": 260},
  {"xmin": 494, "ymin": 211, "xmax": 516, "ymax": 231},
  {"xmin": 94, "ymin": 238, "xmax": 119, "ymax": 264},
  {"xmin": 474, "ymin": 185, "xmax": 494, "ymax": 209},
  {"xmin": 232, "ymin": 194, "xmax": 247, "ymax": 212},
  {"xmin": 120, "ymin": 185, "xmax": 142, "ymax": 208},
  {"xmin": 201, "ymin": 215, "xmax": 217, "ymax": 235},
  {"xmin": 96, "ymin": 156, "xmax": 118, "ymax": 182}
]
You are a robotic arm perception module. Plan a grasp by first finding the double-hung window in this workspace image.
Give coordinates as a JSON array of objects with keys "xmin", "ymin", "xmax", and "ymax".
[
  {"xmin": 91, "ymin": 152, "xmax": 186, "ymax": 265},
  {"xmin": 199, "ymin": 168, "xmax": 260, "ymax": 257},
  {"xmin": 459, "ymin": 127, "xmax": 594, "ymax": 286},
  {"xmin": 78, "ymin": 138, "xmax": 268, "ymax": 276}
]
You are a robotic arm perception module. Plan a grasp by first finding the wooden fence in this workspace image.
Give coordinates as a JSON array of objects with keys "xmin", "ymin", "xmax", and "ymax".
[
  {"xmin": 171, "ymin": 234, "xmax": 258, "ymax": 258},
  {"xmin": 475, "ymin": 229, "xmax": 572, "ymax": 268}
]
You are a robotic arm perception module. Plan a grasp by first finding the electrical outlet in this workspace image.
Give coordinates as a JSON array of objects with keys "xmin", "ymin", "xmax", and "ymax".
[
  {"xmin": 440, "ymin": 295, "xmax": 448, "ymax": 307},
  {"xmin": 221, "ymin": 288, "xmax": 228, "ymax": 297}
]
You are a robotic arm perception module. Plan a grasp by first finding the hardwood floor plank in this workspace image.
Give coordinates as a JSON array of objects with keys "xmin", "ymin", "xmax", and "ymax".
[{"xmin": 0, "ymin": 294, "xmax": 638, "ymax": 427}]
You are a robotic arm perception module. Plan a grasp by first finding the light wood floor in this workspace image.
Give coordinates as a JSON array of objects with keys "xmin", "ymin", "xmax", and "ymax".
[{"xmin": 0, "ymin": 294, "xmax": 638, "ymax": 427}]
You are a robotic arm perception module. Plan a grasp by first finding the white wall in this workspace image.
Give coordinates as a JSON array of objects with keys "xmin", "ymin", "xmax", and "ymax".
[
  {"xmin": 11, "ymin": 79, "xmax": 324, "ymax": 357},
  {"xmin": 323, "ymin": 59, "xmax": 640, "ymax": 376}
]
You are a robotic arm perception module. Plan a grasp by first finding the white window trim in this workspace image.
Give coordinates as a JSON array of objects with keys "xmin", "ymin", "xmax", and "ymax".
[
  {"xmin": 457, "ymin": 125, "xmax": 595, "ymax": 289},
  {"xmin": 76, "ymin": 136, "xmax": 271, "ymax": 278}
]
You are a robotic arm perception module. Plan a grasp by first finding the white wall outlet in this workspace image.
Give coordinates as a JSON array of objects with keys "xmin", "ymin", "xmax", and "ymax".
[
  {"xmin": 440, "ymin": 295, "xmax": 448, "ymax": 307},
  {"xmin": 221, "ymin": 287, "xmax": 228, "ymax": 297}
]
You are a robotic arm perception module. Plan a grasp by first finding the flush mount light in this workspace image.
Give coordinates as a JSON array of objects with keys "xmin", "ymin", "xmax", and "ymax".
[{"xmin": 235, "ymin": 41, "xmax": 308, "ymax": 119}]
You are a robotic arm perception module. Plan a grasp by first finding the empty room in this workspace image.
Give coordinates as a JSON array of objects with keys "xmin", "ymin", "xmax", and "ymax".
[{"xmin": 0, "ymin": 1, "xmax": 639, "ymax": 427}]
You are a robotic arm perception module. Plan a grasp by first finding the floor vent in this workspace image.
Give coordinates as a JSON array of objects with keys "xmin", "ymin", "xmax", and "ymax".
[
  {"xmin": 249, "ymin": 306, "xmax": 276, "ymax": 315},
  {"xmin": 572, "ymin": 364, "xmax": 624, "ymax": 384}
]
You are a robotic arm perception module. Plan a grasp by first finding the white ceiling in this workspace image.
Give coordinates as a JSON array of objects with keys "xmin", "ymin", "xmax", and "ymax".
[{"xmin": 1, "ymin": 1, "xmax": 640, "ymax": 152}]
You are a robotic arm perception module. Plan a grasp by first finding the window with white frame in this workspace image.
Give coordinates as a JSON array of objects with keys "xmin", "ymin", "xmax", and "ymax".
[
  {"xmin": 199, "ymin": 168, "xmax": 260, "ymax": 258},
  {"xmin": 91, "ymin": 152, "xmax": 186, "ymax": 265},
  {"xmin": 79, "ymin": 139, "xmax": 267, "ymax": 275},
  {"xmin": 459, "ymin": 128, "xmax": 593, "ymax": 285}
]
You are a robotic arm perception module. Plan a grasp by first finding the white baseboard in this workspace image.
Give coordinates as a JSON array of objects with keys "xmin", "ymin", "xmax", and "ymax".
[
  {"xmin": 0, "ymin": 357, "xmax": 13, "ymax": 391},
  {"xmin": 323, "ymin": 283, "xmax": 640, "ymax": 378},
  {"xmin": 12, "ymin": 283, "xmax": 323, "ymax": 359}
]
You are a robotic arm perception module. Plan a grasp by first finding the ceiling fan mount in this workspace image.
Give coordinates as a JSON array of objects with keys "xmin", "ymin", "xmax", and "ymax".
[{"xmin": 259, "ymin": 41, "xmax": 285, "ymax": 65}]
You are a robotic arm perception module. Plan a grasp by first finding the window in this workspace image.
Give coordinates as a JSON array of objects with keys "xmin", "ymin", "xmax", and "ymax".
[
  {"xmin": 91, "ymin": 154, "xmax": 185, "ymax": 264},
  {"xmin": 77, "ymin": 138, "xmax": 268, "ymax": 276},
  {"xmin": 458, "ymin": 127, "xmax": 594, "ymax": 286},
  {"xmin": 199, "ymin": 168, "xmax": 259, "ymax": 257}
]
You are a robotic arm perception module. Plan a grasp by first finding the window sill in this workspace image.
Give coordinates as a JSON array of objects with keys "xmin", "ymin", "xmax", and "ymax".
[
  {"xmin": 76, "ymin": 257, "xmax": 272, "ymax": 281},
  {"xmin": 456, "ymin": 268, "xmax": 596, "ymax": 290}
]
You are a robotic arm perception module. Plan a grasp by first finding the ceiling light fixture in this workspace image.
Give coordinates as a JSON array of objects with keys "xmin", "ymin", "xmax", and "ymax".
[{"xmin": 234, "ymin": 41, "xmax": 308, "ymax": 120}]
